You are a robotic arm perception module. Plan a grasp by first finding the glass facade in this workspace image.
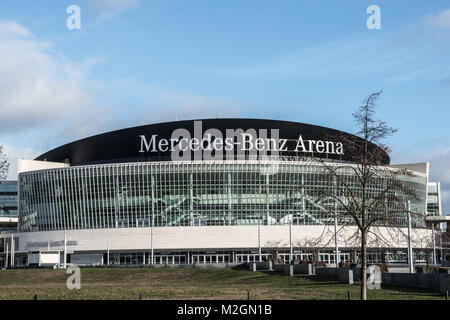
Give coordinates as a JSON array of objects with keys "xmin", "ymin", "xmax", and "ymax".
[
  {"xmin": 0, "ymin": 180, "xmax": 18, "ymax": 232},
  {"xmin": 427, "ymin": 182, "xmax": 441, "ymax": 217},
  {"xmin": 18, "ymin": 161, "xmax": 428, "ymax": 232}
]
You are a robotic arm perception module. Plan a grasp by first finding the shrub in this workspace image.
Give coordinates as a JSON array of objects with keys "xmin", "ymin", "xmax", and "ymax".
[
  {"xmin": 312, "ymin": 260, "xmax": 326, "ymax": 267},
  {"xmin": 375, "ymin": 263, "xmax": 388, "ymax": 273},
  {"xmin": 424, "ymin": 266, "xmax": 441, "ymax": 274},
  {"xmin": 339, "ymin": 261, "xmax": 357, "ymax": 268}
]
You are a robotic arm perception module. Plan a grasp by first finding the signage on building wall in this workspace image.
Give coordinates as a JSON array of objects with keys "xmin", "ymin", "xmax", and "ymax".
[
  {"xmin": 27, "ymin": 240, "xmax": 78, "ymax": 249},
  {"xmin": 37, "ymin": 118, "xmax": 391, "ymax": 166},
  {"xmin": 139, "ymin": 120, "xmax": 344, "ymax": 161}
]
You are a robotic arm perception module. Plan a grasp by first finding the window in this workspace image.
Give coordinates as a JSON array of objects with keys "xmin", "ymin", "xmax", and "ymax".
[
  {"xmin": 137, "ymin": 219, "xmax": 149, "ymax": 227},
  {"xmin": 117, "ymin": 219, "xmax": 128, "ymax": 228},
  {"xmin": 193, "ymin": 218, "xmax": 206, "ymax": 226}
]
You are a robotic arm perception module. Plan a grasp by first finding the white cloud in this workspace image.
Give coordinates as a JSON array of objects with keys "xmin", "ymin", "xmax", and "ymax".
[
  {"xmin": 392, "ymin": 146, "xmax": 450, "ymax": 216},
  {"xmin": 0, "ymin": 20, "xmax": 240, "ymax": 137},
  {"xmin": 0, "ymin": 78, "xmax": 242, "ymax": 179},
  {"xmin": 0, "ymin": 21, "xmax": 31, "ymax": 38},
  {"xmin": 92, "ymin": 78, "xmax": 241, "ymax": 126},
  {"xmin": 426, "ymin": 149, "xmax": 450, "ymax": 215},
  {"xmin": 86, "ymin": 0, "xmax": 142, "ymax": 22},
  {"xmin": 0, "ymin": 21, "xmax": 96, "ymax": 134},
  {"xmin": 0, "ymin": 21, "xmax": 242, "ymax": 179},
  {"xmin": 425, "ymin": 9, "xmax": 450, "ymax": 29},
  {"xmin": 216, "ymin": 9, "xmax": 450, "ymax": 83},
  {"xmin": 0, "ymin": 142, "xmax": 42, "ymax": 180}
]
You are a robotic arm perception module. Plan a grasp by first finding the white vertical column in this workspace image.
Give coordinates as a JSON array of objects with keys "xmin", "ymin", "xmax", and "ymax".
[
  {"xmin": 406, "ymin": 200, "xmax": 413, "ymax": 273},
  {"xmin": 10, "ymin": 234, "xmax": 14, "ymax": 267},
  {"xmin": 228, "ymin": 172, "xmax": 232, "ymax": 225},
  {"xmin": 63, "ymin": 230, "xmax": 67, "ymax": 269},
  {"xmin": 190, "ymin": 173, "xmax": 194, "ymax": 226},
  {"xmin": 107, "ymin": 240, "xmax": 110, "ymax": 266},
  {"xmin": 265, "ymin": 174, "xmax": 269, "ymax": 225},
  {"xmin": 333, "ymin": 176, "xmax": 339, "ymax": 268},
  {"xmin": 289, "ymin": 221, "xmax": 292, "ymax": 263},
  {"xmin": 150, "ymin": 226, "xmax": 154, "ymax": 265},
  {"xmin": 258, "ymin": 225, "xmax": 261, "ymax": 262},
  {"xmin": 432, "ymin": 224, "xmax": 436, "ymax": 266},
  {"xmin": 5, "ymin": 243, "xmax": 8, "ymax": 269},
  {"xmin": 334, "ymin": 215, "xmax": 339, "ymax": 268},
  {"xmin": 150, "ymin": 175, "xmax": 155, "ymax": 265}
]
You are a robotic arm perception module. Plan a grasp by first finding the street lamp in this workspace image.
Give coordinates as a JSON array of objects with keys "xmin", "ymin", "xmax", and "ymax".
[{"xmin": 406, "ymin": 200, "xmax": 413, "ymax": 273}]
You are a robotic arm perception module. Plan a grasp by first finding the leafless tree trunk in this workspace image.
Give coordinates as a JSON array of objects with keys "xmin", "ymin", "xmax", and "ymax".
[
  {"xmin": 264, "ymin": 240, "xmax": 284, "ymax": 263},
  {"xmin": 315, "ymin": 91, "xmax": 422, "ymax": 300}
]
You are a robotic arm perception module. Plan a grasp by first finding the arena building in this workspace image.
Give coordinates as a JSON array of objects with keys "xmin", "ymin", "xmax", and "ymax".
[{"xmin": 0, "ymin": 119, "xmax": 445, "ymax": 268}]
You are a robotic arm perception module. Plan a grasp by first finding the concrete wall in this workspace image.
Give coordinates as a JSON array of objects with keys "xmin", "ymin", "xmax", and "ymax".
[
  {"xmin": 249, "ymin": 261, "xmax": 272, "ymax": 271},
  {"xmin": 90, "ymin": 263, "xmax": 241, "ymax": 269},
  {"xmin": 316, "ymin": 267, "xmax": 449, "ymax": 294},
  {"xmin": 295, "ymin": 263, "xmax": 314, "ymax": 275},
  {"xmin": 382, "ymin": 272, "xmax": 448, "ymax": 291},
  {"xmin": 439, "ymin": 278, "xmax": 449, "ymax": 295},
  {"xmin": 338, "ymin": 269, "xmax": 353, "ymax": 284},
  {"xmin": 274, "ymin": 263, "xmax": 314, "ymax": 275},
  {"xmin": 316, "ymin": 267, "xmax": 362, "ymax": 279},
  {"xmin": 315, "ymin": 267, "xmax": 339, "ymax": 278},
  {"xmin": 18, "ymin": 159, "xmax": 69, "ymax": 174},
  {"xmin": 1, "ymin": 225, "xmax": 434, "ymax": 254}
]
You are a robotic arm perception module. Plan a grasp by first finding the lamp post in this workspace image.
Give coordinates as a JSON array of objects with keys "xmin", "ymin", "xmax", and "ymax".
[
  {"xmin": 432, "ymin": 224, "xmax": 436, "ymax": 266},
  {"xmin": 150, "ymin": 223, "xmax": 154, "ymax": 265},
  {"xmin": 106, "ymin": 240, "xmax": 110, "ymax": 266},
  {"xmin": 63, "ymin": 230, "xmax": 67, "ymax": 269},
  {"xmin": 289, "ymin": 218, "xmax": 293, "ymax": 264},
  {"xmin": 334, "ymin": 213, "xmax": 339, "ymax": 268},
  {"xmin": 11, "ymin": 234, "xmax": 14, "ymax": 268},
  {"xmin": 258, "ymin": 225, "xmax": 261, "ymax": 262},
  {"xmin": 150, "ymin": 175, "xmax": 155, "ymax": 265},
  {"xmin": 425, "ymin": 215, "xmax": 450, "ymax": 266},
  {"xmin": 333, "ymin": 176, "xmax": 339, "ymax": 268},
  {"xmin": 407, "ymin": 200, "xmax": 414, "ymax": 273}
]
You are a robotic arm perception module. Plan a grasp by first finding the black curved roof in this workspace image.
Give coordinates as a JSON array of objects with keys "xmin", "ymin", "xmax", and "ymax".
[{"xmin": 35, "ymin": 118, "xmax": 390, "ymax": 165}]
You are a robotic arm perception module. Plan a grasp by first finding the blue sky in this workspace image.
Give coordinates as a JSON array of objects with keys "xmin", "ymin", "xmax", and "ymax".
[{"xmin": 0, "ymin": 0, "xmax": 449, "ymax": 212}]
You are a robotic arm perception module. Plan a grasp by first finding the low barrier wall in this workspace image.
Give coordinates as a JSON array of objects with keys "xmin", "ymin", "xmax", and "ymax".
[
  {"xmin": 315, "ymin": 267, "xmax": 449, "ymax": 295},
  {"xmin": 316, "ymin": 267, "xmax": 361, "ymax": 279},
  {"xmin": 80, "ymin": 263, "xmax": 242, "ymax": 269},
  {"xmin": 249, "ymin": 261, "xmax": 273, "ymax": 271},
  {"xmin": 273, "ymin": 263, "xmax": 314, "ymax": 275},
  {"xmin": 382, "ymin": 272, "xmax": 448, "ymax": 292},
  {"xmin": 338, "ymin": 269, "xmax": 353, "ymax": 284}
]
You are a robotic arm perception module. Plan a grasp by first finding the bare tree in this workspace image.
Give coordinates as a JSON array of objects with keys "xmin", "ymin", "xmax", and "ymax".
[
  {"xmin": 0, "ymin": 144, "xmax": 9, "ymax": 181},
  {"xmin": 440, "ymin": 228, "xmax": 450, "ymax": 267},
  {"xmin": 316, "ymin": 91, "xmax": 421, "ymax": 300},
  {"xmin": 0, "ymin": 144, "xmax": 10, "ymax": 215},
  {"xmin": 263, "ymin": 240, "xmax": 285, "ymax": 263}
]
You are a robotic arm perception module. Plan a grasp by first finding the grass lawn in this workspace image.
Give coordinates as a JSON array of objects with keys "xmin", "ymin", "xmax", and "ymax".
[{"xmin": 0, "ymin": 268, "xmax": 443, "ymax": 300}]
